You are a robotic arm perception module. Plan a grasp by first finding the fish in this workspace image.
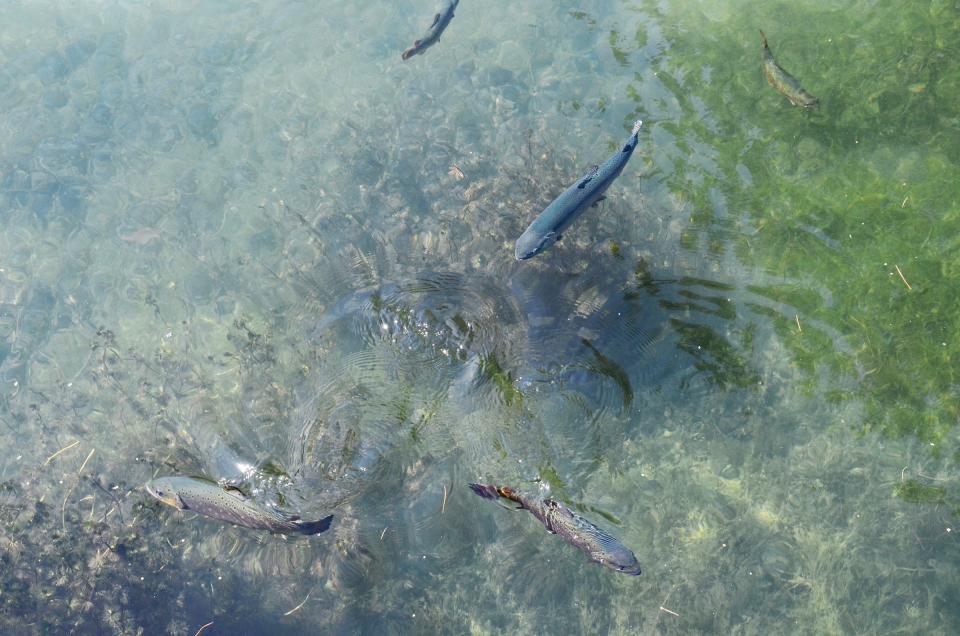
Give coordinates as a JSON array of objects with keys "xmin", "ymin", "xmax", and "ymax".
[
  {"xmin": 145, "ymin": 476, "xmax": 333, "ymax": 535},
  {"xmin": 117, "ymin": 226, "xmax": 162, "ymax": 245},
  {"xmin": 468, "ymin": 483, "xmax": 642, "ymax": 575},
  {"xmin": 515, "ymin": 120, "xmax": 643, "ymax": 260},
  {"xmin": 760, "ymin": 30, "xmax": 819, "ymax": 108},
  {"xmin": 402, "ymin": 0, "xmax": 459, "ymax": 61}
]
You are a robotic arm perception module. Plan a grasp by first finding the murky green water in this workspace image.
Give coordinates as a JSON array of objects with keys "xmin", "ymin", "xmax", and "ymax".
[{"xmin": 1, "ymin": 1, "xmax": 958, "ymax": 633}]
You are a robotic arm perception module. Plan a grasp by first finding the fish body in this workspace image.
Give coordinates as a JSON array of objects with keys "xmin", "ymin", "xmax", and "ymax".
[
  {"xmin": 515, "ymin": 120, "xmax": 643, "ymax": 260},
  {"xmin": 469, "ymin": 483, "xmax": 641, "ymax": 575},
  {"xmin": 760, "ymin": 30, "xmax": 819, "ymax": 107},
  {"xmin": 402, "ymin": 0, "xmax": 459, "ymax": 60},
  {"xmin": 146, "ymin": 476, "xmax": 333, "ymax": 535}
]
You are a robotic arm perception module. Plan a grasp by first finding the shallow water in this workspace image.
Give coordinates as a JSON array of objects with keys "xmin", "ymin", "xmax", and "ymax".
[{"xmin": 1, "ymin": 0, "xmax": 958, "ymax": 633}]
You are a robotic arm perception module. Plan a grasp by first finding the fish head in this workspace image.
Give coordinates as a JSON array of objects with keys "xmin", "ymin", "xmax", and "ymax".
[
  {"xmin": 515, "ymin": 229, "xmax": 559, "ymax": 260},
  {"xmin": 584, "ymin": 527, "xmax": 643, "ymax": 575},
  {"xmin": 593, "ymin": 548, "xmax": 642, "ymax": 576},
  {"xmin": 401, "ymin": 42, "xmax": 422, "ymax": 60},
  {"xmin": 145, "ymin": 477, "xmax": 187, "ymax": 510}
]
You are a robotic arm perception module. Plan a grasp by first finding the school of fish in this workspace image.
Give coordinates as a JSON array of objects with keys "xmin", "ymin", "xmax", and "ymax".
[{"xmin": 145, "ymin": 1, "xmax": 828, "ymax": 581}]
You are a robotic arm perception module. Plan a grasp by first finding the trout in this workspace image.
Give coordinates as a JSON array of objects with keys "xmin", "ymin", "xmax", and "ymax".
[
  {"xmin": 469, "ymin": 483, "xmax": 642, "ymax": 575},
  {"xmin": 760, "ymin": 30, "xmax": 819, "ymax": 107},
  {"xmin": 402, "ymin": 0, "xmax": 459, "ymax": 61},
  {"xmin": 515, "ymin": 120, "xmax": 643, "ymax": 260},
  {"xmin": 146, "ymin": 476, "xmax": 333, "ymax": 535}
]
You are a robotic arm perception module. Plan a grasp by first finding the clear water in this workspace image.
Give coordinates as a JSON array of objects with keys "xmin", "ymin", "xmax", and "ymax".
[{"xmin": 1, "ymin": 1, "xmax": 958, "ymax": 633}]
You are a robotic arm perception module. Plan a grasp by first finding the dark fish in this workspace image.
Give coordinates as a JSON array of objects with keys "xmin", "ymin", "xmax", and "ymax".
[
  {"xmin": 760, "ymin": 30, "xmax": 819, "ymax": 107},
  {"xmin": 469, "ymin": 483, "xmax": 641, "ymax": 575},
  {"xmin": 146, "ymin": 476, "xmax": 333, "ymax": 535},
  {"xmin": 402, "ymin": 0, "xmax": 459, "ymax": 61},
  {"xmin": 515, "ymin": 120, "xmax": 643, "ymax": 260}
]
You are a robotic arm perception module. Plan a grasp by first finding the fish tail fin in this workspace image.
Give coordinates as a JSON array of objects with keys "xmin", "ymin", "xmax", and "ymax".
[
  {"xmin": 468, "ymin": 483, "xmax": 500, "ymax": 500},
  {"xmin": 469, "ymin": 483, "xmax": 524, "ymax": 505},
  {"xmin": 298, "ymin": 514, "xmax": 334, "ymax": 535},
  {"xmin": 631, "ymin": 120, "xmax": 643, "ymax": 135}
]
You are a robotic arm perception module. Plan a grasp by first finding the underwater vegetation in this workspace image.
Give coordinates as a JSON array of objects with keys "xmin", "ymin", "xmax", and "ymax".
[{"xmin": 0, "ymin": 0, "xmax": 957, "ymax": 633}]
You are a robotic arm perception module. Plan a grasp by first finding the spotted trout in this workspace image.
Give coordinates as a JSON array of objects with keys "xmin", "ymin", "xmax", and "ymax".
[
  {"xmin": 146, "ymin": 476, "xmax": 333, "ymax": 535},
  {"xmin": 402, "ymin": 0, "xmax": 459, "ymax": 61},
  {"xmin": 515, "ymin": 120, "xmax": 643, "ymax": 260},
  {"xmin": 760, "ymin": 30, "xmax": 819, "ymax": 107},
  {"xmin": 469, "ymin": 483, "xmax": 642, "ymax": 575}
]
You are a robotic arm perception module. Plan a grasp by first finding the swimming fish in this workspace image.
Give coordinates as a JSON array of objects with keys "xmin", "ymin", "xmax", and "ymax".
[
  {"xmin": 145, "ymin": 476, "xmax": 333, "ymax": 535},
  {"xmin": 468, "ymin": 483, "xmax": 642, "ymax": 575},
  {"xmin": 402, "ymin": 0, "xmax": 459, "ymax": 61},
  {"xmin": 760, "ymin": 30, "xmax": 819, "ymax": 107},
  {"xmin": 515, "ymin": 120, "xmax": 643, "ymax": 260}
]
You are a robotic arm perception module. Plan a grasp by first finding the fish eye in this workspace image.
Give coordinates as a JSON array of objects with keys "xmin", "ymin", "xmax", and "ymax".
[{"xmin": 155, "ymin": 489, "xmax": 165, "ymax": 496}]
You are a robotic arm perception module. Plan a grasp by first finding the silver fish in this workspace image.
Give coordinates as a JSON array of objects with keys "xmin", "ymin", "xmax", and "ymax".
[
  {"xmin": 515, "ymin": 120, "xmax": 643, "ymax": 260},
  {"xmin": 469, "ymin": 483, "xmax": 642, "ymax": 575},
  {"xmin": 146, "ymin": 476, "xmax": 332, "ymax": 535},
  {"xmin": 402, "ymin": 0, "xmax": 459, "ymax": 61}
]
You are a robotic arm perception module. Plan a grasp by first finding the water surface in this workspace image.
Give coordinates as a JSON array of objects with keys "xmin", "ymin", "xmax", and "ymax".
[{"xmin": 1, "ymin": 1, "xmax": 958, "ymax": 633}]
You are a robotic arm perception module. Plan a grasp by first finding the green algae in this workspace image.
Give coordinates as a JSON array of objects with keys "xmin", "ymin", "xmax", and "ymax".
[
  {"xmin": 894, "ymin": 479, "xmax": 947, "ymax": 505},
  {"xmin": 615, "ymin": 0, "xmax": 960, "ymax": 453},
  {"xmin": 1, "ymin": 0, "xmax": 959, "ymax": 634}
]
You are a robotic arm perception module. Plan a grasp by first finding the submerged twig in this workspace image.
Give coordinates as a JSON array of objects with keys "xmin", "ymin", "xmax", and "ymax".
[
  {"xmin": 795, "ymin": 315, "xmax": 802, "ymax": 333},
  {"xmin": 894, "ymin": 264, "xmax": 912, "ymax": 290},
  {"xmin": 441, "ymin": 485, "xmax": 448, "ymax": 514},
  {"xmin": 78, "ymin": 448, "xmax": 96, "ymax": 476},
  {"xmin": 42, "ymin": 440, "xmax": 79, "ymax": 466},
  {"xmin": 194, "ymin": 621, "xmax": 214, "ymax": 636},
  {"xmin": 283, "ymin": 590, "xmax": 312, "ymax": 616},
  {"xmin": 660, "ymin": 606, "xmax": 680, "ymax": 618}
]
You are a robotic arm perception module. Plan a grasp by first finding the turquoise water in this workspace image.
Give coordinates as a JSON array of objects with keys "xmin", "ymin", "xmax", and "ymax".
[{"xmin": 1, "ymin": 0, "xmax": 958, "ymax": 633}]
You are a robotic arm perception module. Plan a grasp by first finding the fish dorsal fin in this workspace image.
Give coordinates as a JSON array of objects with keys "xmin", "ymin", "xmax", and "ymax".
[
  {"xmin": 430, "ymin": 12, "xmax": 440, "ymax": 27},
  {"xmin": 577, "ymin": 165, "xmax": 600, "ymax": 189},
  {"xmin": 223, "ymin": 485, "xmax": 248, "ymax": 500}
]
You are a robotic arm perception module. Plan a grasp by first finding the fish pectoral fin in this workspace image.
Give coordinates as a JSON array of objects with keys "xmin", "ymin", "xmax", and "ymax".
[
  {"xmin": 430, "ymin": 12, "xmax": 440, "ymax": 27},
  {"xmin": 590, "ymin": 195, "xmax": 606, "ymax": 208},
  {"xmin": 174, "ymin": 493, "xmax": 189, "ymax": 510},
  {"xmin": 268, "ymin": 507, "xmax": 301, "ymax": 522}
]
